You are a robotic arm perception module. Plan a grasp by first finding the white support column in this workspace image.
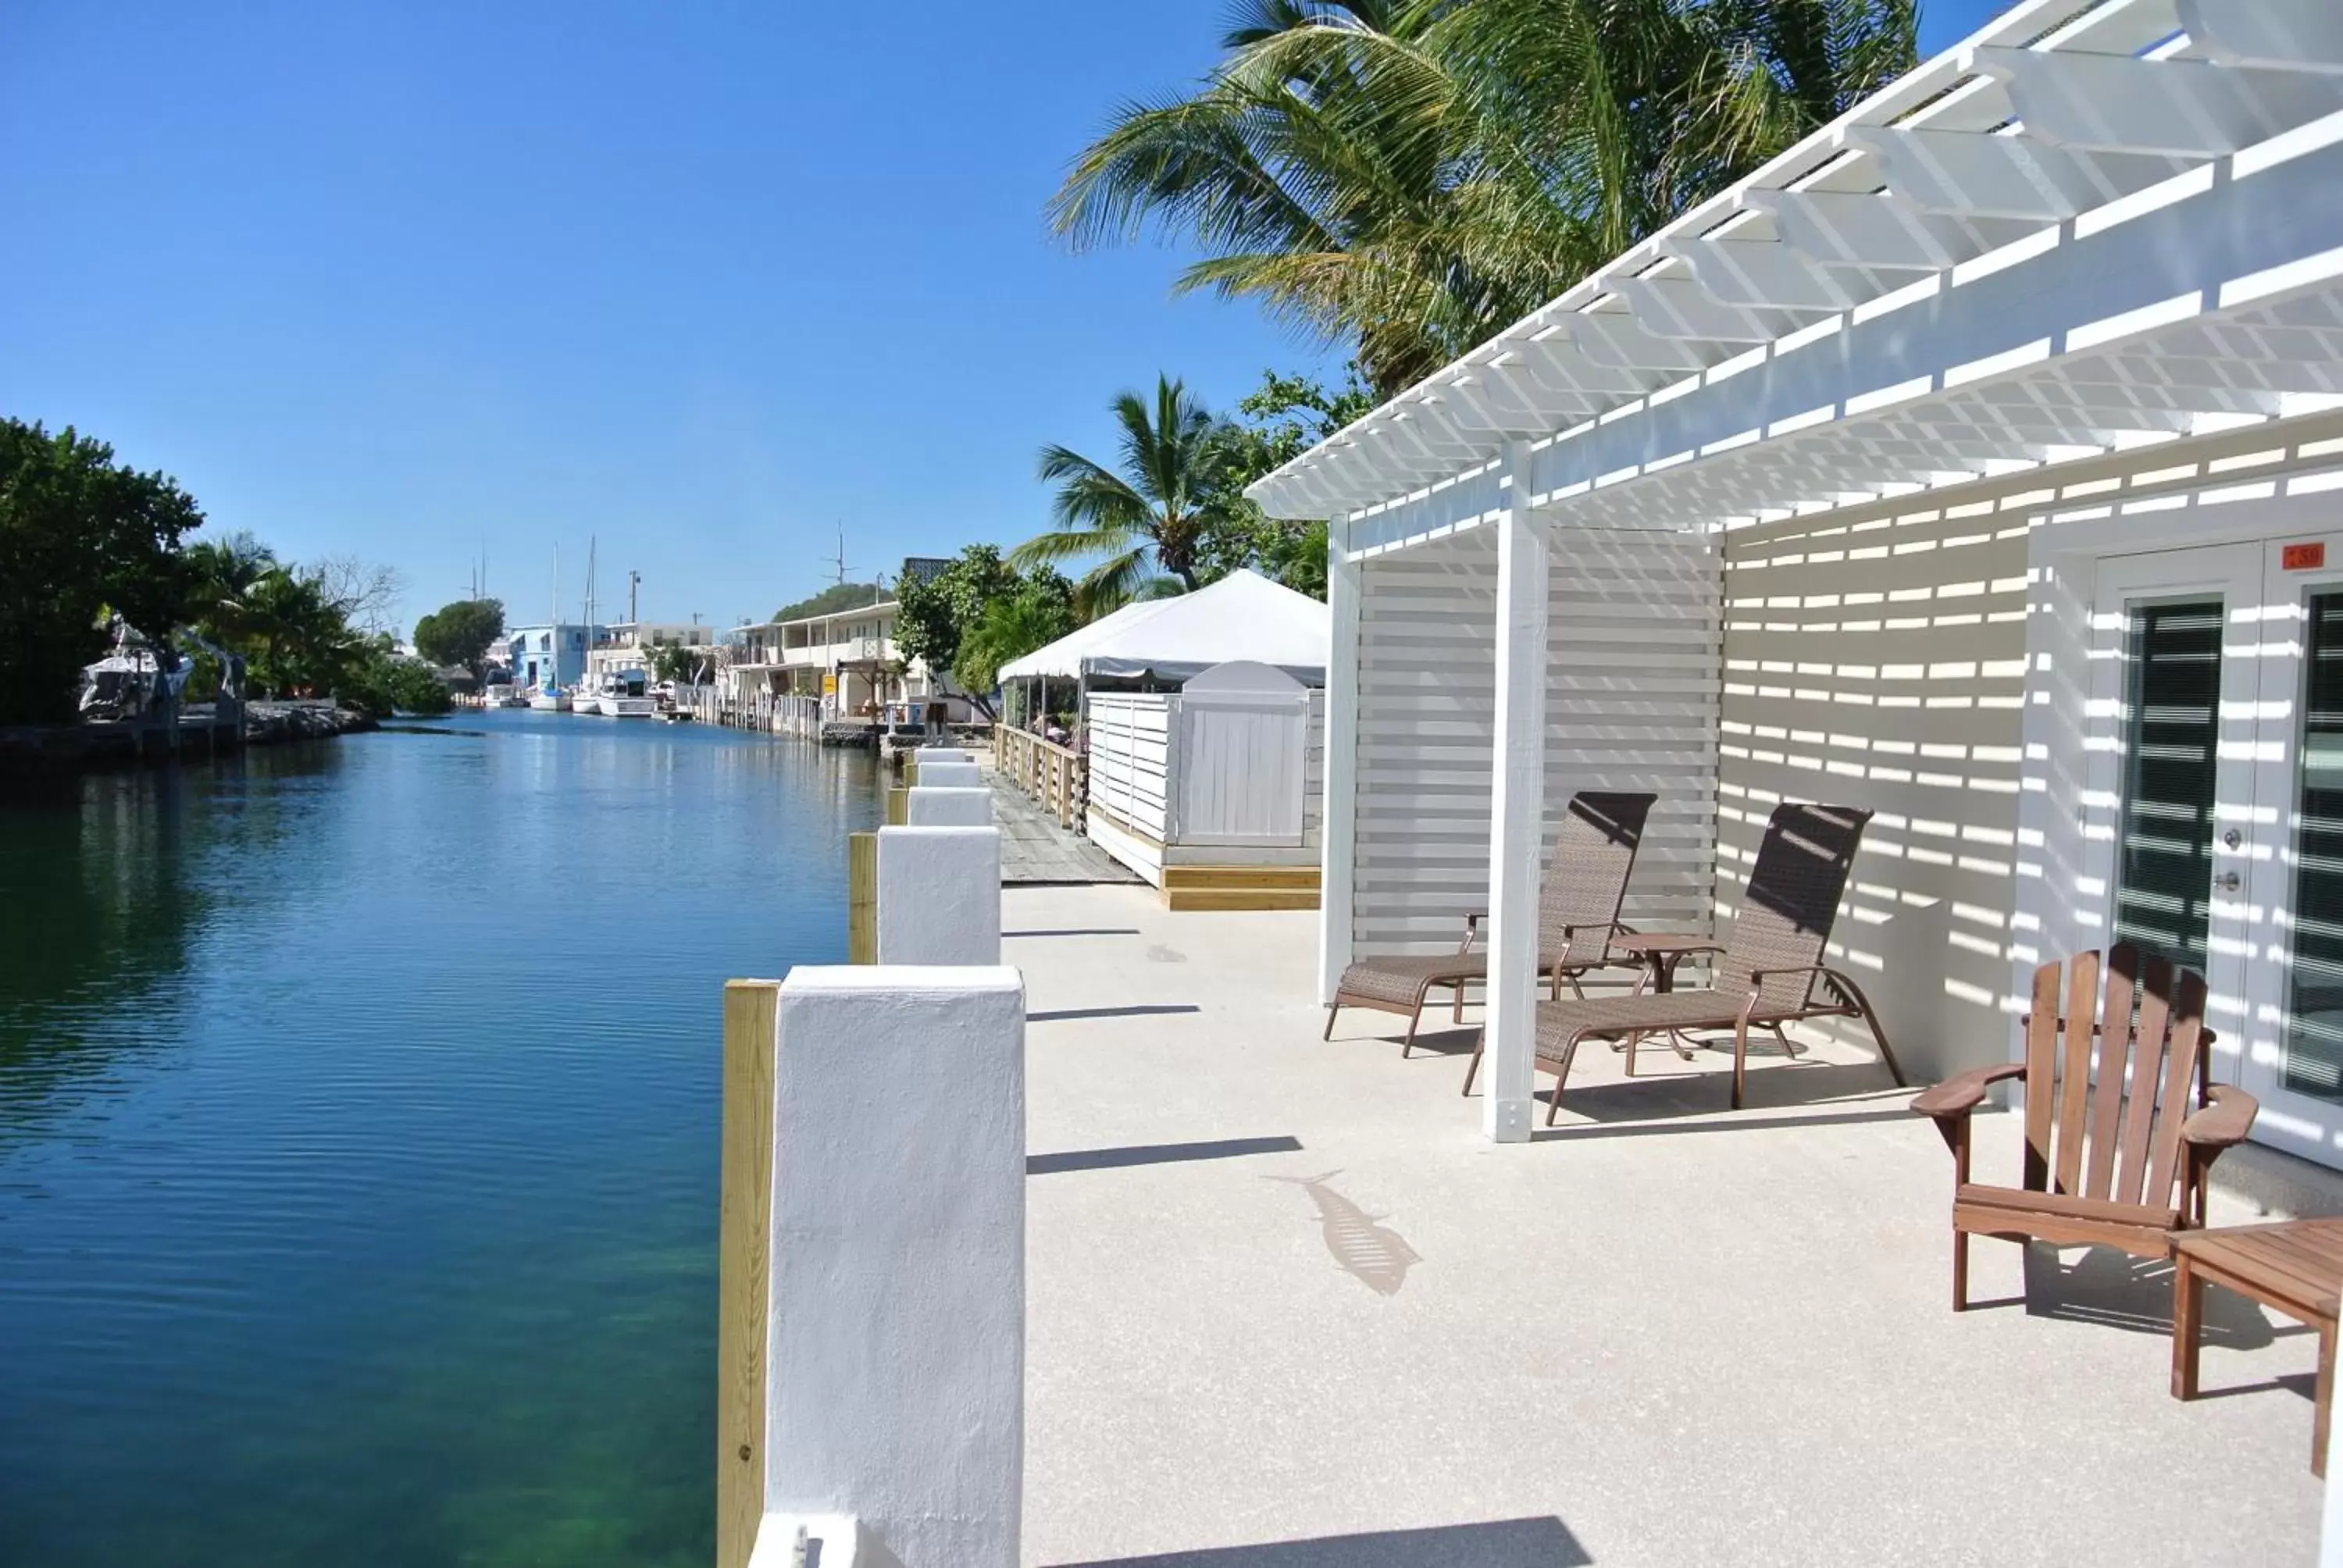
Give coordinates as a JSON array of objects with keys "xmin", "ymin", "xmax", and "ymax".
[
  {"xmin": 904, "ymin": 787, "xmax": 994, "ymax": 827},
  {"xmin": 759, "ymin": 966, "xmax": 1026, "ymax": 1568},
  {"xmin": 1482, "ymin": 442, "xmax": 1548, "ymax": 1144},
  {"xmin": 876, "ymin": 826, "xmax": 1002, "ymax": 964},
  {"xmin": 1318, "ymin": 515, "xmax": 1361, "ymax": 1004}
]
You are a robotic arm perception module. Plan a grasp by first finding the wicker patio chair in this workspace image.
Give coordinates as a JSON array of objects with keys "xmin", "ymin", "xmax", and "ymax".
[
  {"xmin": 1324, "ymin": 791, "xmax": 1658, "ymax": 1056},
  {"xmin": 1464, "ymin": 802, "xmax": 1905, "ymax": 1117}
]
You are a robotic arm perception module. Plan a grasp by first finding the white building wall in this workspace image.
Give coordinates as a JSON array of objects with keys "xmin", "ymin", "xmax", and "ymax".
[
  {"xmin": 1712, "ymin": 415, "xmax": 2343, "ymax": 1086},
  {"xmin": 1348, "ymin": 523, "xmax": 1721, "ymax": 958},
  {"xmin": 1716, "ymin": 495, "xmax": 2028, "ymax": 1084}
]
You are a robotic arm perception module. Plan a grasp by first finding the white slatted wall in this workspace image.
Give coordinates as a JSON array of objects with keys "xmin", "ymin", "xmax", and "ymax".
[
  {"xmin": 1356, "ymin": 533, "xmax": 1500, "ymax": 951},
  {"xmin": 1350, "ymin": 525, "xmax": 1721, "ymax": 956},
  {"xmin": 1303, "ymin": 690, "xmax": 1325, "ymax": 850},
  {"xmin": 1086, "ymin": 693, "xmax": 1172, "ymax": 839}
]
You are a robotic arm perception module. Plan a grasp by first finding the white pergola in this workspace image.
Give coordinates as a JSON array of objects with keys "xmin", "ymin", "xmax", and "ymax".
[{"xmin": 1249, "ymin": 0, "xmax": 2343, "ymax": 1144}]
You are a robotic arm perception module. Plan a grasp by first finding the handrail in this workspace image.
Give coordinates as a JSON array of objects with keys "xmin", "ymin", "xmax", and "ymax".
[{"xmin": 993, "ymin": 725, "xmax": 1086, "ymax": 830}]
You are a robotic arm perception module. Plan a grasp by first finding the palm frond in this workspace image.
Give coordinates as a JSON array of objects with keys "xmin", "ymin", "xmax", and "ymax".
[{"xmin": 1072, "ymin": 548, "xmax": 1157, "ymax": 619}]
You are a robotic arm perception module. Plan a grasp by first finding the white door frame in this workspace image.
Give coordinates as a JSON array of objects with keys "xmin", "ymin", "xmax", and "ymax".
[
  {"xmin": 2077, "ymin": 544, "xmax": 2266, "ymax": 1084},
  {"xmin": 2242, "ymin": 529, "xmax": 2343, "ymax": 1165},
  {"xmin": 2017, "ymin": 465, "xmax": 2343, "ymax": 1167}
]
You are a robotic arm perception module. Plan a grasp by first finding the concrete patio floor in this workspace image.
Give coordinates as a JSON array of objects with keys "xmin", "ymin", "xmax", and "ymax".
[{"xmin": 1011, "ymin": 884, "xmax": 2326, "ymax": 1567}]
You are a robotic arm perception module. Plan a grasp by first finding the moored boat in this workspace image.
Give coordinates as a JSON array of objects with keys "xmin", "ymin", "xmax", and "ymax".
[{"xmin": 602, "ymin": 669, "xmax": 655, "ymax": 718}]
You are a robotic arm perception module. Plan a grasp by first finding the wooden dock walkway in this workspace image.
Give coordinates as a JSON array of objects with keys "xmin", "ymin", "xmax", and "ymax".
[{"xmin": 986, "ymin": 768, "xmax": 1140, "ymax": 886}]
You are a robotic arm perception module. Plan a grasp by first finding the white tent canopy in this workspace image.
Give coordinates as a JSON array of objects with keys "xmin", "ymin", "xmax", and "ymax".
[{"xmin": 1000, "ymin": 569, "xmax": 1330, "ymax": 686}]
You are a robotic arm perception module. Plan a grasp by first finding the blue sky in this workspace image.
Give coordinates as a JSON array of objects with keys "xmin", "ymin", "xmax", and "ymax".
[{"xmin": 1, "ymin": 1, "xmax": 2005, "ymax": 633}]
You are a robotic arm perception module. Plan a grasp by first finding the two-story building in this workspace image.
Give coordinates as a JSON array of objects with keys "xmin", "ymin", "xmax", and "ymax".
[
  {"xmin": 721, "ymin": 597, "xmax": 972, "ymax": 730},
  {"xmin": 505, "ymin": 622, "xmax": 605, "ymax": 693},
  {"xmin": 583, "ymin": 621, "xmax": 721, "ymax": 690}
]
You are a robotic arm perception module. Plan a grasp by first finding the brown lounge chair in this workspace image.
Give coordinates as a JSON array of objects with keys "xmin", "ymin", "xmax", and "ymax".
[
  {"xmin": 1324, "ymin": 790, "xmax": 1657, "ymax": 1054},
  {"xmin": 1467, "ymin": 801, "xmax": 1904, "ymax": 1118},
  {"xmin": 1910, "ymin": 944, "xmax": 2258, "ymax": 1310}
]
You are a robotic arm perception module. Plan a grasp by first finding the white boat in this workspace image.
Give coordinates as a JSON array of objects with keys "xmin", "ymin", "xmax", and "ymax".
[
  {"xmin": 78, "ymin": 647, "xmax": 160, "ymax": 720},
  {"xmin": 483, "ymin": 682, "xmax": 528, "ymax": 709},
  {"xmin": 527, "ymin": 550, "xmax": 570, "ymax": 709},
  {"xmin": 601, "ymin": 669, "xmax": 656, "ymax": 718}
]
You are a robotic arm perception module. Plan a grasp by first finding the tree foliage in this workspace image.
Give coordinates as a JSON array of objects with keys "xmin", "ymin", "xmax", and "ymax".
[
  {"xmin": 1016, "ymin": 375, "xmax": 1229, "ymax": 616},
  {"xmin": 1052, "ymin": 0, "xmax": 1917, "ymax": 397},
  {"xmin": 0, "ymin": 419, "xmax": 201, "ymax": 724},
  {"xmin": 772, "ymin": 582, "xmax": 886, "ymax": 622},
  {"xmin": 649, "ymin": 641, "xmax": 715, "ymax": 686},
  {"xmin": 1191, "ymin": 368, "xmax": 1376, "ymax": 598},
  {"xmin": 894, "ymin": 545, "xmax": 1020, "ymax": 690},
  {"xmin": 344, "ymin": 650, "xmax": 453, "ymax": 718},
  {"xmin": 954, "ymin": 572, "xmax": 1079, "ymax": 698},
  {"xmin": 178, "ymin": 532, "xmax": 415, "ymax": 700},
  {"xmin": 413, "ymin": 599, "xmax": 507, "ymax": 680},
  {"xmin": 895, "ymin": 544, "xmax": 1076, "ymax": 718}
]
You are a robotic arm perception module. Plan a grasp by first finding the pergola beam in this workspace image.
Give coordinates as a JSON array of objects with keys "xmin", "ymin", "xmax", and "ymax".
[
  {"xmin": 1571, "ymin": 312, "xmax": 1713, "ymax": 372},
  {"xmin": 1746, "ymin": 189, "xmax": 1974, "ymax": 273},
  {"xmin": 2183, "ymin": 0, "xmax": 2343, "ymax": 77},
  {"xmin": 1666, "ymin": 237, "xmax": 1863, "ymax": 312},
  {"xmin": 1612, "ymin": 276, "xmax": 1797, "ymax": 343},
  {"xmin": 1848, "ymin": 126, "xmax": 2117, "ymax": 219},
  {"xmin": 1977, "ymin": 45, "xmax": 2339, "ymax": 158}
]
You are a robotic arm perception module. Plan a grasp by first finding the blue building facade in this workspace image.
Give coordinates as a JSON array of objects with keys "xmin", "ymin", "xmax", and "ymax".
[{"xmin": 507, "ymin": 622, "xmax": 604, "ymax": 692}]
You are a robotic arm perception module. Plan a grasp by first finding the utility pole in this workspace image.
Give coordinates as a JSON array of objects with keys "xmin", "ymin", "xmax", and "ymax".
[{"xmin": 628, "ymin": 568, "xmax": 641, "ymax": 626}]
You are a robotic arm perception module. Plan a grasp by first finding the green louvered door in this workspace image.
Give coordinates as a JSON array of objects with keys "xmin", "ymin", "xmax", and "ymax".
[{"xmin": 2109, "ymin": 597, "xmax": 2227, "ymax": 975}]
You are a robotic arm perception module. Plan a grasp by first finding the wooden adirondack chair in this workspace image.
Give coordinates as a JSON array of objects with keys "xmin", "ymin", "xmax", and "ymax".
[{"xmin": 1911, "ymin": 945, "xmax": 2259, "ymax": 1310}]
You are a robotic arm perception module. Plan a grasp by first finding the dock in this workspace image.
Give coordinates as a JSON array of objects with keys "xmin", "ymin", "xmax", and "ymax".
[{"xmin": 983, "ymin": 764, "xmax": 1139, "ymax": 886}]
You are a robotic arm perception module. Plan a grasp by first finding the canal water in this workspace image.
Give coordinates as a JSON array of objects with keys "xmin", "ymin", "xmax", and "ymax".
[{"xmin": 0, "ymin": 711, "xmax": 883, "ymax": 1566}]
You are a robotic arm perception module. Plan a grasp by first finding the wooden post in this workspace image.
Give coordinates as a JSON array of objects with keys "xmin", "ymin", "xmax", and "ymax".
[
  {"xmin": 847, "ymin": 832, "xmax": 877, "ymax": 964},
  {"xmin": 717, "ymin": 978, "xmax": 780, "ymax": 1568},
  {"xmin": 1483, "ymin": 440, "xmax": 1547, "ymax": 1145},
  {"xmin": 886, "ymin": 786, "xmax": 908, "ymax": 826},
  {"xmin": 903, "ymin": 757, "xmax": 918, "ymax": 786}
]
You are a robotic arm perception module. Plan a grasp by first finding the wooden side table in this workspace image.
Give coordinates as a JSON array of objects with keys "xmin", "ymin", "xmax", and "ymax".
[{"xmin": 2170, "ymin": 1217, "xmax": 2343, "ymax": 1476}]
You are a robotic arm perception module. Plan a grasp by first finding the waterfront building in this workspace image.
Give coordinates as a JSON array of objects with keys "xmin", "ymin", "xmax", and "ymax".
[
  {"xmin": 505, "ymin": 622, "xmax": 605, "ymax": 693},
  {"xmin": 720, "ymin": 596, "xmax": 975, "ymax": 730},
  {"xmin": 582, "ymin": 621, "xmax": 721, "ymax": 689}
]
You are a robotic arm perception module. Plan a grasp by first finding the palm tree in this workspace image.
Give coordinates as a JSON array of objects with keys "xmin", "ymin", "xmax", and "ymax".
[
  {"xmin": 1051, "ymin": 0, "xmax": 1917, "ymax": 398},
  {"xmin": 184, "ymin": 531, "xmax": 280, "ymax": 643},
  {"xmin": 1017, "ymin": 376, "xmax": 1227, "ymax": 617}
]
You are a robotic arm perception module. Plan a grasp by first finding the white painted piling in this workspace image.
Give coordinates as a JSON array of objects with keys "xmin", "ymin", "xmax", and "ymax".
[
  {"xmin": 876, "ymin": 826, "xmax": 1002, "ymax": 964},
  {"xmin": 756, "ymin": 966, "xmax": 1027, "ymax": 1568},
  {"xmin": 911, "ymin": 757, "xmax": 982, "ymax": 789},
  {"xmin": 904, "ymin": 787, "xmax": 994, "ymax": 828}
]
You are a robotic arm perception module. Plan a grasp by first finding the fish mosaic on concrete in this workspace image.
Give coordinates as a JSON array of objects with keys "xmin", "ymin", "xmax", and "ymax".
[{"xmin": 1267, "ymin": 1170, "xmax": 1421, "ymax": 1297}]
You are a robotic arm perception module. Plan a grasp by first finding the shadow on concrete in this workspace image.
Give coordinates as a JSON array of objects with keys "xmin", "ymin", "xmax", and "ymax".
[
  {"xmin": 1050, "ymin": 1515, "xmax": 1590, "ymax": 1566},
  {"xmin": 1029, "ymin": 1003, "xmax": 1204, "ymax": 1024},
  {"xmin": 1531, "ymin": 1107, "xmax": 1914, "ymax": 1142},
  {"xmin": 1960, "ymin": 1243, "xmax": 2287, "ymax": 1350},
  {"xmin": 1263, "ymin": 1171, "xmax": 1421, "ymax": 1297},
  {"xmin": 1005, "ymin": 928, "xmax": 1145, "ymax": 939},
  {"xmin": 1525, "ymin": 1060, "xmax": 1908, "ymax": 1124},
  {"xmin": 1029, "ymin": 1136, "xmax": 1303, "ymax": 1175}
]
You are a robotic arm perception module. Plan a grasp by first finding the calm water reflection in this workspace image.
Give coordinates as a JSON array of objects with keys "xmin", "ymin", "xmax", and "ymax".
[{"xmin": 0, "ymin": 712, "xmax": 882, "ymax": 1566}]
